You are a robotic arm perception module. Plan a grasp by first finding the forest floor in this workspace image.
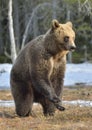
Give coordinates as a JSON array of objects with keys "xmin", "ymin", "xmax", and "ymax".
[{"xmin": 0, "ymin": 85, "xmax": 92, "ymax": 130}]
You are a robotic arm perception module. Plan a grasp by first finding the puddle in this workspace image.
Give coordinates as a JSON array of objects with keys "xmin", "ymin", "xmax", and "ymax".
[{"xmin": 0, "ymin": 100, "xmax": 92, "ymax": 107}]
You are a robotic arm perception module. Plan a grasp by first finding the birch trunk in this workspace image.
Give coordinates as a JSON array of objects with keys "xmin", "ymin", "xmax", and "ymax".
[
  {"xmin": 52, "ymin": 0, "xmax": 57, "ymax": 19},
  {"xmin": 8, "ymin": 0, "xmax": 17, "ymax": 63},
  {"xmin": 13, "ymin": 0, "xmax": 20, "ymax": 52},
  {"xmin": 21, "ymin": 3, "xmax": 52, "ymax": 50},
  {"xmin": 0, "ymin": 21, "xmax": 3, "ymax": 54},
  {"xmin": 67, "ymin": 9, "xmax": 72, "ymax": 63}
]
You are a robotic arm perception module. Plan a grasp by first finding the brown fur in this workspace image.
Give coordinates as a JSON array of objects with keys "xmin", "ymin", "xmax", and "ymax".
[{"xmin": 10, "ymin": 19, "xmax": 76, "ymax": 117}]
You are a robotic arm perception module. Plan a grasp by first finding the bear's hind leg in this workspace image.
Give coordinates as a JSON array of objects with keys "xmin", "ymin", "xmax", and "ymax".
[{"xmin": 11, "ymin": 80, "xmax": 33, "ymax": 117}]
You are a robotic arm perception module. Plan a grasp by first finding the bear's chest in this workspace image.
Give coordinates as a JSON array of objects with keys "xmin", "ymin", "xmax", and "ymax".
[
  {"xmin": 49, "ymin": 56, "xmax": 63, "ymax": 69},
  {"xmin": 49, "ymin": 55, "xmax": 65, "ymax": 78}
]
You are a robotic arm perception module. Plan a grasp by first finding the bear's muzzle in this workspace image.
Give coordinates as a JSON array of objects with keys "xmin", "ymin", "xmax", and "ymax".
[{"xmin": 69, "ymin": 45, "xmax": 76, "ymax": 51}]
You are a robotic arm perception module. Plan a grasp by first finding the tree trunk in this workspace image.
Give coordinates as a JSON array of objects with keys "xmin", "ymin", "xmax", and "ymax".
[
  {"xmin": 0, "ymin": 21, "xmax": 3, "ymax": 54},
  {"xmin": 13, "ymin": 0, "xmax": 20, "ymax": 53},
  {"xmin": 21, "ymin": 3, "xmax": 52, "ymax": 49},
  {"xmin": 66, "ymin": 9, "xmax": 72, "ymax": 63},
  {"xmin": 33, "ymin": 14, "xmax": 38, "ymax": 38},
  {"xmin": 52, "ymin": 0, "xmax": 57, "ymax": 19},
  {"xmin": 8, "ymin": 0, "xmax": 17, "ymax": 63}
]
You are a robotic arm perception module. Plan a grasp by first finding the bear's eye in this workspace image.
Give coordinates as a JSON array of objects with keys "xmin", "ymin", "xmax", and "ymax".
[{"xmin": 64, "ymin": 36, "xmax": 69, "ymax": 42}]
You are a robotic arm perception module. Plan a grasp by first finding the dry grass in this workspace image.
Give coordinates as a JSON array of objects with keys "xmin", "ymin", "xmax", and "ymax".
[
  {"xmin": 0, "ymin": 106, "xmax": 92, "ymax": 130},
  {"xmin": 0, "ymin": 86, "xmax": 92, "ymax": 130},
  {"xmin": 0, "ymin": 90, "xmax": 13, "ymax": 100},
  {"xmin": 0, "ymin": 85, "xmax": 92, "ymax": 101},
  {"xmin": 63, "ymin": 85, "xmax": 92, "ymax": 100}
]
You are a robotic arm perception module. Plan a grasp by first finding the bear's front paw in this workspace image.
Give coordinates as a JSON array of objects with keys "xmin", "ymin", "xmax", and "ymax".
[
  {"xmin": 50, "ymin": 96, "xmax": 61, "ymax": 103},
  {"xmin": 56, "ymin": 105, "xmax": 65, "ymax": 111},
  {"xmin": 55, "ymin": 103, "xmax": 65, "ymax": 111}
]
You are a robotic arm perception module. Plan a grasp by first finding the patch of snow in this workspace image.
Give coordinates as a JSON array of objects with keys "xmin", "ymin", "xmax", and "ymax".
[
  {"xmin": 0, "ymin": 100, "xmax": 14, "ymax": 107},
  {"xmin": 64, "ymin": 63, "xmax": 92, "ymax": 86},
  {"xmin": 63, "ymin": 100, "xmax": 92, "ymax": 107},
  {"xmin": 0, "ymin": 64, "xmax": 12, "ymax": 89},
  {"xmin": 0, "ymin": 63, "xmax": 92, "ymax": 89},
  {"xmin": 0, "ymin": 100, "xmax": 92, "ymax": 107},
  {"xmin": 0, "ymin": 64, "xmax": 12, "ymax": 73}
]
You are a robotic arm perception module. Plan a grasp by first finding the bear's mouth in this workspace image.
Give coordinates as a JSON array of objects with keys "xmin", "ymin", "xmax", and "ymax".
[
  {"xmin": 60, "ymin": 44, "xmax": 76, "ymax": 52},
  {"xmin": 64, "ymin": 45, "xmax": 76, "ymax": 51},
  {"xmin": 69, "ymin": 46, "xmax": 76, "ymax": 51}
]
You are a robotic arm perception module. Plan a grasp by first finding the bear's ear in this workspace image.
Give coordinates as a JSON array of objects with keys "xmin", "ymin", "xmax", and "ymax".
[
  {"xmin": 66, "ymin": 21, "xmax": 73, "ymax": 28},
  {"xmin": 52, "ymin": 19, "xmax": 60, "ymax": 29}
]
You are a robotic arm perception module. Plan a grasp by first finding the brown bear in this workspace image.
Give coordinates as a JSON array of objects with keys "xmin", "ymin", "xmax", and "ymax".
[{"xmin": 10, "ymin": 19, "xmax": 76, "ymax": 117}]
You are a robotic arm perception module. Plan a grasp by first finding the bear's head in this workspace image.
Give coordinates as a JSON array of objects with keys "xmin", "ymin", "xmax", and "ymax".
[{"xmin": 51, "ymin": 19, "xmax": 76, "ymax": 52}]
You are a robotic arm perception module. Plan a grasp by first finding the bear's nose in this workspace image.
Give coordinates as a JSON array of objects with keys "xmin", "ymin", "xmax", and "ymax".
[{"xmin": 70, "ymin": 45, "xmax": 76, "ymax": 51}]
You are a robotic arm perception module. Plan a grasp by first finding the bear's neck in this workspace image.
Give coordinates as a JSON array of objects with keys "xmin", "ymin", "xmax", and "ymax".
[{"xmin": 44, "ymin": 33, "xmax": 63, "ymax": 57}]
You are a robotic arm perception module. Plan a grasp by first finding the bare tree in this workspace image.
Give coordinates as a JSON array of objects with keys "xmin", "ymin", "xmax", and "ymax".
[
  {"xmin": 21, "ymin": 3, "xmax": 52, "ymax": 49},
  {"xmin": 52, "ymin": 0, "xmax": 57, "ymax": 19},
  {"xmin": 13, "ymin": 0, "xmax": 20, "ymax": 52},
  {"xmin": 21, "ymin": 2, "xmax": 61, "ymax": 49},
  {"xmin": 78, "ymin": 0, "xmax": 92, "ymax": 15},
  {"xmin": 7, "ymin": 0, "xmax": 17, "ymax": 63},
  {"xmin": 66, "ymin": 5, "xmax": 72, "ymax": 63},
  {"xmin": 0, "ymin": 20, "xmax": 3, "ymax": 54}
]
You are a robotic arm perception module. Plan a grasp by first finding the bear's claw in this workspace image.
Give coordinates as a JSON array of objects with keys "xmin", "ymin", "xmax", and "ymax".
[{"xmin": 56, "ymin": 105, "xmax": 65, "ymax": 111}]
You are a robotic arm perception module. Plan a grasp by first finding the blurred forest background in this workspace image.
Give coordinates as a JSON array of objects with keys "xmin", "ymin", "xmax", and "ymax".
[{"xmin": 0, "ymin": 0, "xmax": 92, "ymax": 63}]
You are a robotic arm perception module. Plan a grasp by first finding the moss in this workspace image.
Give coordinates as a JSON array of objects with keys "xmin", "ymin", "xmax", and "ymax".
[
  {"xmin": 0, "ymin": 55, "xmax": 11, "ymax": 63},
  {"xmin": 72, "ymin": 52, "xmax": 84, "ymax": 63}
]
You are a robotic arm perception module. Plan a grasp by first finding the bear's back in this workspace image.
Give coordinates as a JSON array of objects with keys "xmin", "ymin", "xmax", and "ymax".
[{"xmin": 10, "ymin": 35, "xmax": 45, "ymax": 81}]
